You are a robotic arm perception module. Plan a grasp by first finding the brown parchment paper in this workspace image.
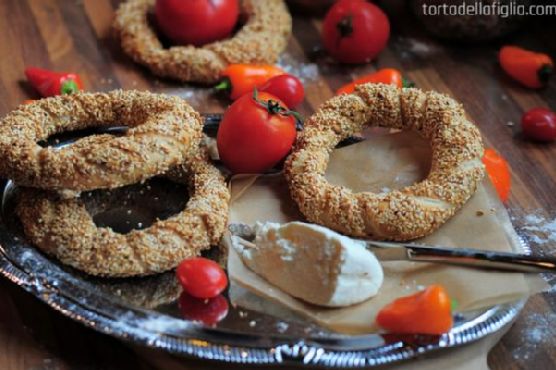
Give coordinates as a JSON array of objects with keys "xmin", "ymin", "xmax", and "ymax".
[{"xmin": 226, "ymin": 131, "xmax": 538, "ymax": 334}]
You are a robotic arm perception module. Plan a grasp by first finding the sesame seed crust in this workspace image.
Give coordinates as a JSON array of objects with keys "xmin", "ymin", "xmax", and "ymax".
[
  {"xmin": 284, "ymin": 83, "xmax": 486, "ymax": 241},
  {"xmin": 113, "ymin": 0, "xmax": 292, "ymax": 84},
  {"xmin": 0, "ymin": 90, "xmax": 203, "ymax": 191},
  {"xmin": 16, "ymin": 144, "xmax": 230, "ymax": 277}
]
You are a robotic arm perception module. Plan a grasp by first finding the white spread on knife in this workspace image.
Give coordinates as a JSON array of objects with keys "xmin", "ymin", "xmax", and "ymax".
[{"xmin": 232, "ymin": 221, "xmax": 384, "ymax": 307}]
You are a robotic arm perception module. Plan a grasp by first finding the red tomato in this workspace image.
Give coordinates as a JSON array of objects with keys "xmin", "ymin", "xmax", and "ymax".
[
  {"xmin": 259, "ymin": 74, "xmax": 305, "ymax": 108},
  {"xmin": 482, "ymin": 149, "xmax": 511, "ymax": 203},
  {"xmin": 322, "ymin": 0, "xmax": 390, "ymax": 64},
  {"xmin": 176, "ymin": 257, "xmax": 228, "ymax": 299},
  {"xmin": 521, "ymin": 107, "xmax": 556, "ymax": 142},
  {"xmin": 217, "ymin": 91, "xmax": 297, "ymax": 174},
  {"xmin": 178, "ymin": 292, "xmax": 229, "ymax": 326},
  {"xmin": 155, "ymin": 0, "xmax": 239, "ymax": 46}
]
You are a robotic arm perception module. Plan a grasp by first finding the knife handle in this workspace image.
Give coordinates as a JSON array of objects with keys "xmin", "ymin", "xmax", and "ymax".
[{"xmin": 406, "ymin": 245, "xmax": 556, "ymax": 273}]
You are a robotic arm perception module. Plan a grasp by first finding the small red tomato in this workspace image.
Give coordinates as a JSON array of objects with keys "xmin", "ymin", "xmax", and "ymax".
[
  {"xmin": 322, "ymin": 0, "xmax": 390, "ymax": 64},
  {"xmin": 178, "ymin": 292, "xmax": 229, "ymax": 326},
  {"xmin": 217, "ymin": 91, "xmax": 297, "ymax": 174},
  {"xmin": 155, "ymin": 0, "xmax": 239, "ymax": 46},
  {"xmin": 521, "ymin": 107, "xmax": 556, "ymax": 142},
  {"xmin": 176, "ymin": 257, "xmax": 228, "ymax": 299},
  {"xmin": 259, "ymin": 74, "xmax": 305, "ymax": 108}
]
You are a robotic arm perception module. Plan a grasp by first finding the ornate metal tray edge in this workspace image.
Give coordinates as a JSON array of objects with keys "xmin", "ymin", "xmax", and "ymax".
[
  {"xmin": 0, "ymin": 120, "xmax": 529, "ymax": 367},
  {"xmin": 0, "ymin": 245, "xmax": 525, "ymax": 367}
]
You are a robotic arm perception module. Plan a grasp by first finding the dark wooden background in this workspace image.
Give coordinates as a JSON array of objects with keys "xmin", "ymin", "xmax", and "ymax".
[{"xmin": 0, "ymin": 0, "xmax": 555, "ymax": 369}]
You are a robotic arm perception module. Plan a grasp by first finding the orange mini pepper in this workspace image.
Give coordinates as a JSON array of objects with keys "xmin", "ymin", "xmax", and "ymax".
[
  {"xmin": 482, "ymin": 148, "xmax": 511, "ymax": 203},
  {"xmin": 336, "ymin": 68, "xmax": 406, "ymax": 95},
  {"xmin": 376, "ymin": 285, "xmax": 453, "ymax": 335},
  {"xmin": 216, "ymin": 64, "xmax": 285, "ymax": 100},
  {"xmin": 499, "ymin": 46, "xmax": 553, "ymax": 89}
]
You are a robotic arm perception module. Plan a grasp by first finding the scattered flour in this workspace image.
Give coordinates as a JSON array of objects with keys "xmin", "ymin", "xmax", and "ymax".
[
  {"xmin": 509, "ymin": 211, "xmax": 556, "ymax": 362},
  {"xmin": 520, "ymin": 213, "xmax": 556, "ymax": 245},
  {"xmin": 174, "ymin": 89, "xmax": 214, "ymax": 108},
  {"xmin": 511, "ymin": 312, "xmax": 556, "ymax": 362},
  {"xmin": 393, "ymin": 37, "xmax": 439, "ymax": 60},
  {"xmin": 277, "ymin": 52, "xmax": 319, "ymax": 82},
  {"xmin": 111, "ymin": 311, "xmax": 192, "ymax": 334},
  {"xmin": 18, "ymin": 249, "xmax": 38, "ymax": 264},
  {"xmin": 140, "ymin": 314, "xmax": 193, "ymax": 332},
  {"xmin": 276, "ymin": 321, "xmax": 289, "ymax": 333}
]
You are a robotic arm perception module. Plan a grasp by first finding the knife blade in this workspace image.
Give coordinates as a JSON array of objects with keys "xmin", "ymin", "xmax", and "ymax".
[{"xmin": 365, "ymin": 240, "xmax": 556, "ymax": 273}]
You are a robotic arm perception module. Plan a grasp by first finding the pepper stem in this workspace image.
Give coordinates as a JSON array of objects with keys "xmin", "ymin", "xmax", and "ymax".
[
  {"xmin": 61, "ymin": 79, "xmax": 79, "ymax": 95},
  {"xmin": 538, "ymin": 64, "xmax": 553, "ymax": 86},
  {"xmin": 402, "ymin": 78, "xmax": 416, "ymax": 88},
  {"xmin": 214, "ymin": 78, "xmax": 232, "ymax": 92}
]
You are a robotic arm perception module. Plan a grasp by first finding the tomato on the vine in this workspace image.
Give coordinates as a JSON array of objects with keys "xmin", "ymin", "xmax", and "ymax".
[
  {"xmin": 178, "ymin": 292, "xmax": 229, "ymax": 326},
  {"xmin": 259, "ymin": 74, "xmax": 305, "ymax": 108},
  {"xmin": 155, "ymin": 0, "xmax": 239, "ymax": 46},
  {"xmin": 217, "ymin": 91, "xmax": 297, "ymax": 174},
  {"xmin": 322, "ymin": 0, "xmax": 390, "ymax": 64},
  {"xmin": 521, "ymin": 107, "xmax": 556, "ymax": 142},
  {"xmin": 176, "ymin": 257, "xmax": 228, "ymax": 299}
]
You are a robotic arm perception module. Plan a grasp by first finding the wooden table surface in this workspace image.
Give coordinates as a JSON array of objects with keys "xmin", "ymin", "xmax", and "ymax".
[{"xmin": 1, "ymin": 1, "xmax": 555, "ymax": 369}]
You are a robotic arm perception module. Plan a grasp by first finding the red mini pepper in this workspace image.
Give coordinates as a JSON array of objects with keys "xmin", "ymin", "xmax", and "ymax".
[
  {"xmin": 376, "ymin": 285, "xmax": 453, "ymax": 335},
  {"xmin": 24, "ymin": 67, "xmax": 84, "ymax": 98},
  {"xmin": 215, "ymin": 64, "xmax": 285, "ymax": 100},
  {"xmin": 499, "ymin": 46, "xmax": 553, "ymax": 89},
  {"xmin": 336, "ymin": 68, "xmax": 409, "ymax": 95},
  {"xmin": 482, "ymin": 148, "xmax": 511, "ymax": 203}
]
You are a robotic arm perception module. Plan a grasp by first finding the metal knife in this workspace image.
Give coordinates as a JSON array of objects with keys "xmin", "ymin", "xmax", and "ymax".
[{"xmin": 365, "ymin": 240, "xmax": 556, "ymax": 273}]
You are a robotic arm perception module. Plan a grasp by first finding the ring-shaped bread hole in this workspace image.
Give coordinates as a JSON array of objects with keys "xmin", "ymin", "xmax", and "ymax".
[
  {"xmin": 37, "ymin": 130, "xmax": 189, "ymax": 235},
  {"xmin": 85, "ymin": 177, "xmax": 189, "ymax": 234},
  {"xmin": 145, "ymin": 7, "xmax": 249, "ymax": 50},
  {"xmin": 324, "ymin": 129, "xmax": 433, "ymax": 194},
  {"xmin": 37, "ymin": 125, "xmax": 129, "ymax": 148}
]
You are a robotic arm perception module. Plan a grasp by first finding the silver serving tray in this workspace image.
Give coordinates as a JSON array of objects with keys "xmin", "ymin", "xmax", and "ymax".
[{"xmin": 0, "ymin": 123, "xmax": 525, "ymax": 368}]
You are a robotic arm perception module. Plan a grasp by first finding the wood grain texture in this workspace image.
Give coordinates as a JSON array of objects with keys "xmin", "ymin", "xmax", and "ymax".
[{"xmin": 0, "ymin": 0, "xmax": 555, "ymax": 369}]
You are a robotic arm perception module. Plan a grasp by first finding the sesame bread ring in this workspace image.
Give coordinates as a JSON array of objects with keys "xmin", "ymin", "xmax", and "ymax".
[
  {"xmin": 16, "ymin": 144, "xmax": 230, "ymax": 277},
  {"xmin": 284, "ymin": 83, "xmax": 485, "ymax": 241},
  {"xmin": 0, "ymin": 90, "xmax": 202, "ymax": 191},
  {"xmin": 113, "ymin": 0, "xmax": 292, "ymax": 84}
]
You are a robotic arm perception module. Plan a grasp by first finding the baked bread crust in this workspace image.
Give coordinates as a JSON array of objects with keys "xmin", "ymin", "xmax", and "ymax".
[
  {"xmin": 16, "ymin": 145, "xmax": 230, "ymax": 277},
  {"xmin": 0, "ymin": 90, "xmax": 202, "ymax": 191},
  {"xmin": 284, "ymin": 83, "xmax": 485, "ymax": 241},
  {"xmin": 113, "ymin": 0, "xmax": 292, "ymax": 84}
]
